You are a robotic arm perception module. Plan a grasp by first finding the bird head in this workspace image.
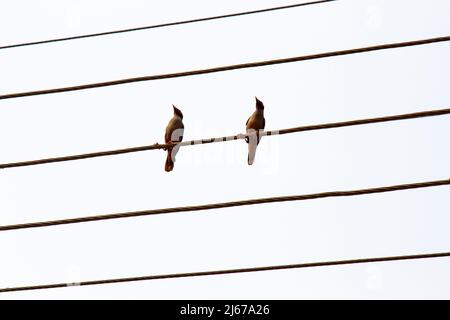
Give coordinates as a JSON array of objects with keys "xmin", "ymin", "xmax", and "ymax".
[
  {"xmin": 172, "ymin": 105, "xmax": 183, "ymax": 119},
  {"xmin": 255, "ymin": 97, "xmax": 264, "ymax": 110}
]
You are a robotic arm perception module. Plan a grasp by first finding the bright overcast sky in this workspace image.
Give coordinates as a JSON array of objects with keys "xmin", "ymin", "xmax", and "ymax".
[{"xmin": 0, "ymin": 0, "xmax": 449, "ymax": 299}]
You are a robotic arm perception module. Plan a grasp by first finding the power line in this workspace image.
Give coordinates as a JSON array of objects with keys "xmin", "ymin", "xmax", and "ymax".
[
  {"xmin": 1, "ymin": 251, "xmax": 448, "ymax": 293},
  {"xmin": 1, "ymin": 36, "xmax": 449, "ymax": 100},
  {"xmin": 0, "ymin": 1, "xmax": 336, "ymax": 50},
  {"xmin": 1, "ymin": 179, "xmax": 448, "ymax": 232},
  {"xmin": 1, "ymin": 108, "xmax": 449, "ymax": 169}
]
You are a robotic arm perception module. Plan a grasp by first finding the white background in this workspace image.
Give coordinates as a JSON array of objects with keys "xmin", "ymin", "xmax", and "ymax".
[{"xmin": 0, "ymin": 0, "xmax": 449, "ymax": 299}]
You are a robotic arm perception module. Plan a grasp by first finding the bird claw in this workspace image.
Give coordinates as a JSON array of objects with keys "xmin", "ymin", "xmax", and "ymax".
[{"xmin": 155, "ymin": 142, "xmax": 169, "ymax": 151}]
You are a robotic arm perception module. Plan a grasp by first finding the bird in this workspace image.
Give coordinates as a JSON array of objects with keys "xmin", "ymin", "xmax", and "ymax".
[
  {"xmin": 245, "ymin": 97, "xmax": 265, "ymax": 165},
  {"xmin": 164, "ymin": 105, "xmax": 184, "ymax": 172}
]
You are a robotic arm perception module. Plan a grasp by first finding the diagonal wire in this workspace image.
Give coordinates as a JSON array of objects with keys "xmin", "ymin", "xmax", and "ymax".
[
  {"xmin": 0, "ymin": 0, "xmax": 336, "ymax": 50},
  {"xmin": 0, "ymin": 179, "xmax": 448, "ymax": 232},
  {"xmin": 0, "ymin": 108, "xmax": 449, "ymax": 169},
  {"xmin": 1, "ymin": 36, "xmax": 449, "ymax": 100},
  {"xmin": 1, "ymin": 251, "xmax": 449, "ymax": 293}
]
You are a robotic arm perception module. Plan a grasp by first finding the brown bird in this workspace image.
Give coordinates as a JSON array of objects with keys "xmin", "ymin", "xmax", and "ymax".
[
  {"xmin": 165, "ymin": 105, "xmax": 184, "ymax": 172},
  {"xmin": 245, "ymin": 97, "xmax": 265, "ymax": 165}
]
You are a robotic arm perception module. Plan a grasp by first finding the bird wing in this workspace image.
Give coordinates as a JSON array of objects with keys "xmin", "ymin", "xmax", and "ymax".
[
  {"xmin": 174, "ymin": 120, "xmax": 184, "ymax": 142},
  {"xmin": 165, "ymin": 123, "xmax": 172, "ymax": 143},
  {"xmin": 165, "ymin": 117, "xmax": 184, "ymax": 143}
]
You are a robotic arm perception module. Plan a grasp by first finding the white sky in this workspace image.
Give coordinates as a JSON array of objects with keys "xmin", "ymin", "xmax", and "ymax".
[{"xmin": 0, "ymin": 0, "xmax": 449, "ymax": 299}]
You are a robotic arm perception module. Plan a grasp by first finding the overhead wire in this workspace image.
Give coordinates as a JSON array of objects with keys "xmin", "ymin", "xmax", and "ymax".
[
  {"xmin": 0, "ymin": 0, "xmax": 336, "ymax": 50},
  {"xmin": 0, "ymin": 108, "xmax": 449, "ymax": 169},
  {"xmin": 1, "ymin": 251, "xmax": 449, "ymax": 293},
  {"xmin": 1, "ymin": 36, "xmax": 449, "ymax": 100},
  {"xmin": 0, "ymin": 179, "xmax": 448, "ymax": 232}
]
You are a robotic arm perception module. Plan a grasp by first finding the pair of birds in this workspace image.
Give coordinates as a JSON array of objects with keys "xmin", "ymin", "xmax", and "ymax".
[{"xmin": 164, "ymin": 97, "xmax": 266, "ymax": 172}]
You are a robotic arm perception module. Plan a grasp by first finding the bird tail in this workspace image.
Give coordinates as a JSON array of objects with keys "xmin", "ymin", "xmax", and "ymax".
[
  {"xmin": 165, "ymin": 151, "xmax": 174, "ymax": 172},
  {"xmin": 165, "ymin": 145, "xmax": 181, "ymax": 172},
  {"xmin": 247, "ymin": 140, "xmax": 257, "ymax": 165},
  {"xmin": 247, "ymin": 130, "xmax": 261, "ymax": 165}
]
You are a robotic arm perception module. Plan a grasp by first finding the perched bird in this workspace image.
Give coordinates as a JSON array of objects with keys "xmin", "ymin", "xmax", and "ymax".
[
  {"xmin": 245, "ymin": 97, "xmax": 265, "ymax": 165},
  {"xmin": 164, "ymin": 105, "xmax": 184, "ymax": 172}
]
